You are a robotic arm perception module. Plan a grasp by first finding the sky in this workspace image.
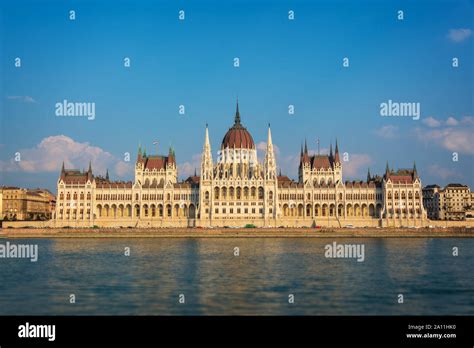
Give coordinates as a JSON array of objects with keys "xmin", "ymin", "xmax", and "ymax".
[{"xmin": 1, "ymin": 0, "xmax": 473, "ymax": 192}]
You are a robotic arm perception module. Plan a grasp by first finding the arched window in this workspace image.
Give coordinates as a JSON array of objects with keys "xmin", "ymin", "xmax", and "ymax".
[{"xmin": 258, "ymin": 187, "xmax": 264, "ymax": 199}]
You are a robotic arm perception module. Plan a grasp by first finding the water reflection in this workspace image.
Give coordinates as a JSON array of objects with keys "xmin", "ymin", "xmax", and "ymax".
[{"xmin": 0, "ymin": 238, "xmax": 472, "ymax": 315}]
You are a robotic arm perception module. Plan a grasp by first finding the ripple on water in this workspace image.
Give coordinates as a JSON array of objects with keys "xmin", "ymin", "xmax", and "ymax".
[{"xmin": 0, "ymin": 238, "xmax": 472, "ymax": 315}]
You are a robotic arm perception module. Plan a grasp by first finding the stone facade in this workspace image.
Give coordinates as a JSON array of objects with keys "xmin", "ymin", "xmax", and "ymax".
[
  {"xmin": 53, "ymin": 102, "xmax": 428, "ymax": 228},
  {"xmin": 1, "ymin": 187, "xmax": 56, "ymax": 221},
  {"xmin": 423, "ymin": 183, "xmax": 474, "ymax": 221}
]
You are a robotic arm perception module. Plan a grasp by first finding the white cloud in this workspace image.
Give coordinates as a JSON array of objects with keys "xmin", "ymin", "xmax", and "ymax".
[
  {"xmin": 422, "ymin": 116, "xmax": 441, "ymax": 127},
  {"xmin": 256, "ymin": 141, "xmax": 281, "ymax": 155},
  {"xmin": 7, "ymin": 95, "xmax": 37, "ymax": 103},
  {"xmin": 374, "ymin": 125, "xmax": 399, "ymax": 139},
  {"xmin": 427, "ymin": 164, "xmax": 461, "ymax": 180},
  {"xmin": 114, "ymin": 161, "xmax": 133, "ymax": 177},
  {"xmin": 445, "ymin": 117, "xmax": 459, "ymax": 126},
  {"xmin": 256, "ymin": 141, "xmax": 266, "ymax": 152},
  {"xmin": 447, "ymin": 28, "xmax": 472, "ymax": 43},
  {"xmin": 0, "ymin": 135, "xmax": 132, "ymax": 178},
  {"xmin": 177, "ymin": 153, "xmax": 201, "ymax": 177},
  {"xmin": 415, "ymin": 128, "xmax": 474, "ymax": 155},
  {"xmin": 343, "ymin": 154, "xmax": 372, "ymax": 179},
  {"xmin": 461, "ymin": 116, "xmax": 474, "ymax": 126}
]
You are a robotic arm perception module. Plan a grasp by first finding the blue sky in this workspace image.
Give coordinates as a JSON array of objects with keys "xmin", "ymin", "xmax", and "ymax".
[{"xmin": 1, "ymin": 0, "xmax": 473, "ymax": 192}]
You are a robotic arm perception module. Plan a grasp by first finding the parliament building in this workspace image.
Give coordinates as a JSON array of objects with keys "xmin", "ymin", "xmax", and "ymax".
[{"xmin": 53, "ymin": 102, "xmax": 427, "ymax": 228}]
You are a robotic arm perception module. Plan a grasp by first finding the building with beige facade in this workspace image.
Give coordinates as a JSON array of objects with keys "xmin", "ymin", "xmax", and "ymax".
[
  {"xmin": 423, "ymin": 183, "xmax": 474, "ymax": 221},
  {"xmin": 53, "ymin": 102, "xmax": 428, "ymax": 228},
  {"xmin": 1, "ymin": 187, "xmax": 56, "ymax": 221}
]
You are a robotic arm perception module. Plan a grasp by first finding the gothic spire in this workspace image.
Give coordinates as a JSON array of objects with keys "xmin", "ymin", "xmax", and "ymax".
[
  {"xmin": 234, "ymin": 98, "xmax": 241, "ymax": 125},
  {"xmin": 204, "ymin": 123, "xmax": 210, "ymax": 147},
  {"xmin": 105, "ymin": 168, "xmax": 109, "ymax": 180},
  {"xmin": 367, "ymin": 168, "xmax": 371, "ymax": 182},
  {"xmin": 304, "ymin": 138, "xmax": 308, "ymax": 155},
  {"xmin": 334, "ymin": 138, "xmax": 340, "ymax": 163},
  {"xmin": 267, "ymin": 123, "xmax": 273, "ymax": 148},
  {"xmin": 264, "ymin": 124, "xmax": 276, "ymax": 180},
  {"xmin": 201, "ymin": 124, "xmax": 213, "ymax": 180}
]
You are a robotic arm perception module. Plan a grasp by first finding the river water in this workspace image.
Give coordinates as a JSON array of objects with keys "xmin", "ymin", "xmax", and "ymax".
[{"xmin": 0, "ymin": 238, "xmax": 472, "ymax": 315}]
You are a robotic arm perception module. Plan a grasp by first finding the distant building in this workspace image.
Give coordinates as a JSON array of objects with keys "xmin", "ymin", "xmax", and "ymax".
[
  {"xmin": 54, "ymin": 101, "xmax": 427, "ymax": 228},
  {"xmin": 423, "ymin": 183, "xmax": 473, "ymax": 221},
  {"xmin": 0, "ymin": 187, "xmax": 56, "ymax": 221},
  {"xmin": 422, "ymin": 185, "xmax": 442, "ymax": 220}
]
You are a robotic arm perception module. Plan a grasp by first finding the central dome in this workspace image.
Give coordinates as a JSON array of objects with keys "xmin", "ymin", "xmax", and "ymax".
[{"xmin": 221, "ymin": 102, "xmax": 255, "ymax": 150}]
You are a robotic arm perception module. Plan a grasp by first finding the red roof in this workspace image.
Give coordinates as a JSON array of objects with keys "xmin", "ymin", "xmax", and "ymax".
[
  {"xmin": 185, "ymin": 175, "xmax": 200, "ymax": 184},
  {"xmin": 62, "ymin": 170, "xmax": 91, "ymax": 184},
  {"xmin": 221, "ymin": 126, "xmax": 255, "ymax": 149},
  {"xmin": 389, "ymin": 175, "xmax": 413, "ymax": 184},
  {"xmin": 221, "ymin": 102, "xmax": 255, "ymax": 149},
  {"xmin": 138, "ymin": 155, "xmax": 174, "ymax": 170},
  {"xmin": 312, "ymin": 155, "xmax": 331, "ymax": 169},
  {"xmin": 278, "ymin": 176, "xmax": 302, "ymax": 188}
]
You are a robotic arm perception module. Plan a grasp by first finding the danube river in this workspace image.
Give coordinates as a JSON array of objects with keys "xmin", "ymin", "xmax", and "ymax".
[{"xmin": 0, "ymin": 238, "xmax": 472, "ymax": 315}]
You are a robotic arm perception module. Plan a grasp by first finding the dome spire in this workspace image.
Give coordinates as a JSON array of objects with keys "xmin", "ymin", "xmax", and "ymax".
[
  {"xmin": 234, "ymin": 98, "xmax": 241, "ymax": 125},
  {"xmin": 221, "ymin": 100, "xmax": 255, "ymax": 149}
]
